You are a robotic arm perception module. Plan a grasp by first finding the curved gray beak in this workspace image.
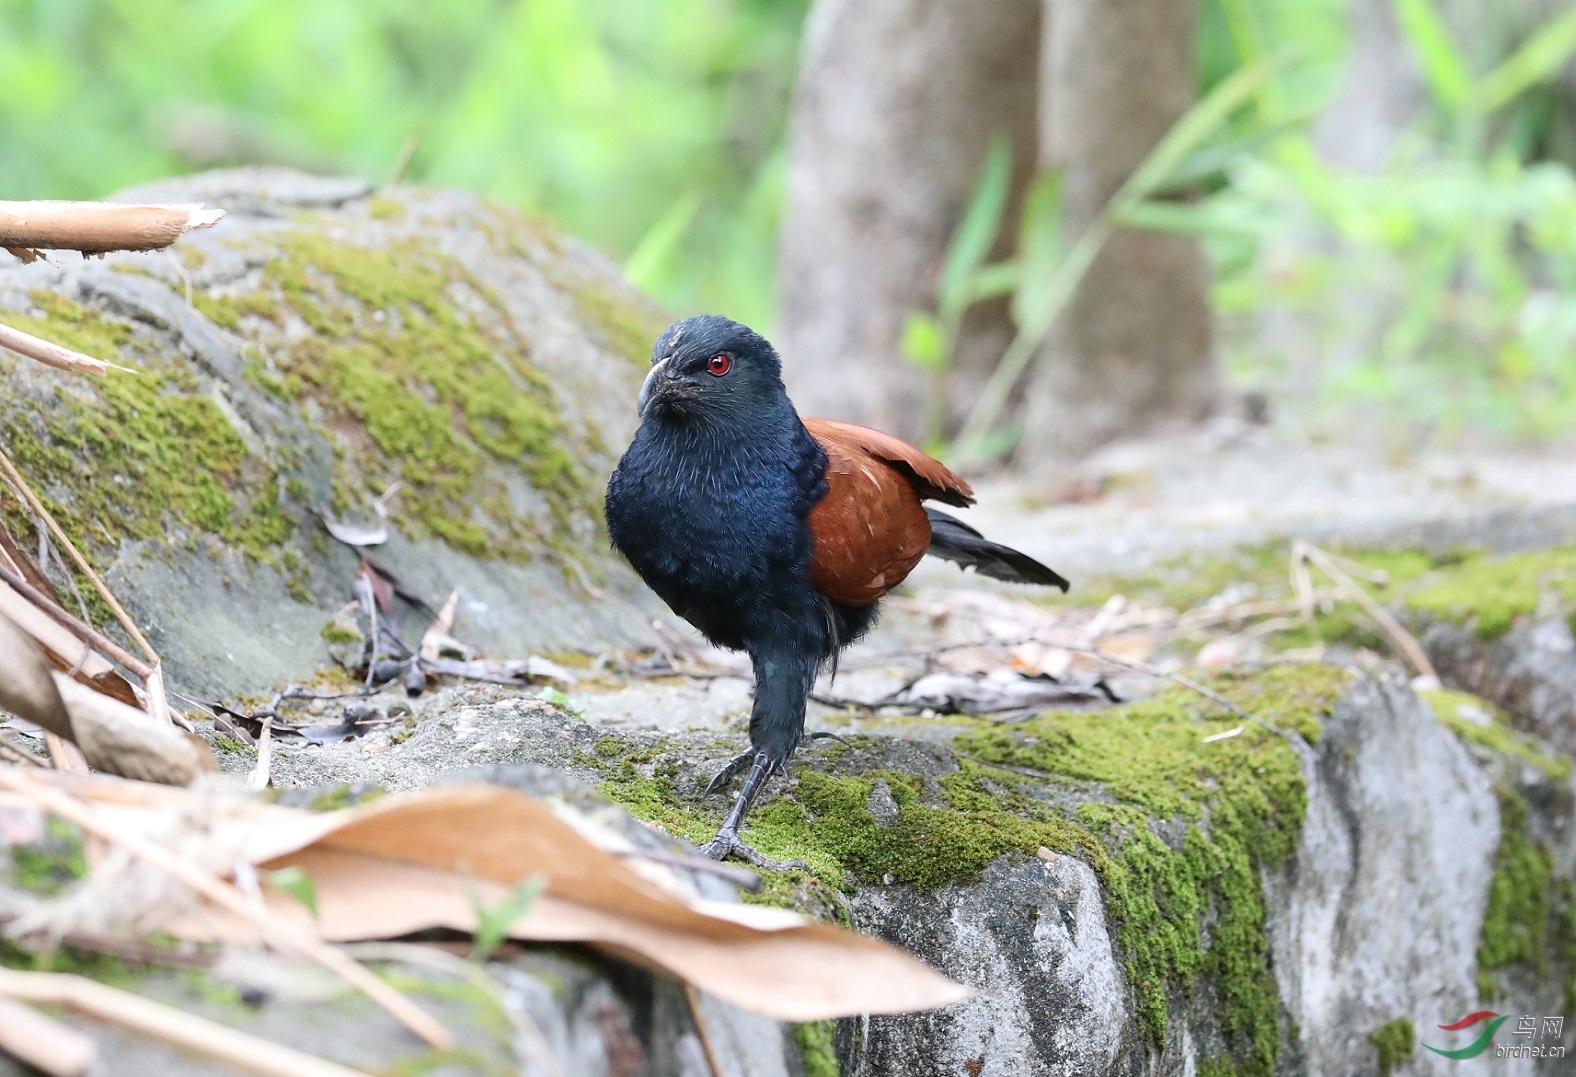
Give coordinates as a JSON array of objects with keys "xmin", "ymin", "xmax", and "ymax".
[{"xmin": 638, "ymin": 358, "xmax": 670, "ymax": 417}]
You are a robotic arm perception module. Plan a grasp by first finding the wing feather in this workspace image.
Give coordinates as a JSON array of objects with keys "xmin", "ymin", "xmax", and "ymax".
[
  {"xmin": 802, "ymin": 418, "xmax": 974, "ymax": 508},
  {"xmin": 802, "ymin": 418, "xmax": 971, "ymax": 606}
]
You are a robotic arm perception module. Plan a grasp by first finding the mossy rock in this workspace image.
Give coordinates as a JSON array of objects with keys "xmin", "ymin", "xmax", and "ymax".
[{"xmin": 0, "ymin": 168, "xmax": 670, "ymax": 695}]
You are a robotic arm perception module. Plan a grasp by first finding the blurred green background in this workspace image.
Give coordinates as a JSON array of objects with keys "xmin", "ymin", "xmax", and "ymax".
[{"xmin": 3, "ymin": 0, "xmax": 1576, "ymax": 444}]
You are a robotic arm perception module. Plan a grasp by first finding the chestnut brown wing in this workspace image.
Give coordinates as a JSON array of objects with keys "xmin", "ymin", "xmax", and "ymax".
[
  {"xmin": 802, "ymin": 419, "xmax": 974, "ymax": 607},
  {"xmin": 802, "ymin": 418, "xmax": 974, "ymax": 508}
]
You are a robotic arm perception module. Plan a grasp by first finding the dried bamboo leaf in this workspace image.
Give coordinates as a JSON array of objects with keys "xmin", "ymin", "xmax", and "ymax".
[
  {"xmin": 0, "ymin": 612, "xmax": 73, "ymax": 739},
  {"xmin": 53, "ymin": 675, "xmax": 214, "ymax": 785}
]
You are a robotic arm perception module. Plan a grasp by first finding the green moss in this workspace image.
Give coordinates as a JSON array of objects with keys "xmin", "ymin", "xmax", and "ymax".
[
  {"xmin": 242, "ymin": 232, "xmax": 594, "ymax": 559},
  {"xmin": 794, "ymin": 1021, "xmax": 839, "ymax": 1077},
  {"xmin": 388, "ymin": 1048, "xmax": 498, "ymax": 1077},
  {"xmin": 190, "ymin": 290, "xmax": 280, "ymax": 332},
  {"xmin": 306, "ymin": 783, "xmax": 386, "ymax": 813},
  {"xmin": 1404, "ymin": 548, "xmax": 1576, "ymax": 639},
  {"xmin": 1370, "ymin": 1019, "xmax": 1414, "ymax": 1077},
  {"xmin": 566, "ymin": 275, "xmax": 668, "ymax": 368},
  {"xmin": 8, "ymin": 818, "xmax": 86, "ymax": 896},
  {"xmin": 1422, "ymin": 689, "xmax": 1571, "ymax": 780},
  {"xmin": 1478, "ymin": 785, "xmax": 1556, "ymax": 979},
  {"xmin": 596, "ymin": 667, "xmax": 1348, "ymax": 1077},
  {"xmin": 0, "ymin": 293, "xmax": 296, "ymax": 568},
  {"xmin": 367, "ymin": 195, "xmax": 406, "ymax": 221},
  {"xmin": 953, "ymin": 666, "xmax": 1349, "ymax": 1073},
  {"xmin": 0, "ymin": 935, "xmax": 136, "ymax": 984},
  {"xmin": 320, "ymin": 620, "xmax": 363, "ymax": 644}
]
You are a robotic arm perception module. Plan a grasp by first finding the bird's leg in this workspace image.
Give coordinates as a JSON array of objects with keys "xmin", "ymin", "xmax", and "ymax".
[
  {"xmin": 703, "ymin": 748, "xmax": 758, "ymax": 796},
  {"xmin": 699, "ymin": 752, "xmax": 808, "ymax": 870}
]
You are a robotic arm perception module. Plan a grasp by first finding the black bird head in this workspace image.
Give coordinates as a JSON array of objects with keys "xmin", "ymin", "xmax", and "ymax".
[{"xmin": 638, "ymin": 315, "xmax": 785, "ymax": 423}]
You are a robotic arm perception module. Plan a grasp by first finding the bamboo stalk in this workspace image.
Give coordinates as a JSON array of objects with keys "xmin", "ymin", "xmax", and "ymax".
[
  {"xmin": 0, "ymin": 201, "xmax": 224, "ymax": 254},
  {"xmin": 0, "ymin": 994, "xmax": 97, "ymax": 1076},
  {"xmin": 0, "ymin": 970, "xmax": 370, "ymax": 1077},
  {"xmin": 0, "ymin": 320, "xmax": 139, "ymax": 377}
]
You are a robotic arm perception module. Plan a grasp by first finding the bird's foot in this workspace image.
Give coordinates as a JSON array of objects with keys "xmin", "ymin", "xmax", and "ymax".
[
  {"xmin": 703, "ymin": 749, "xmax": 759, "ymax": 796},
  {"xmin": 700, "ymin": 826, "xmax": 809, "ymax": 871}
]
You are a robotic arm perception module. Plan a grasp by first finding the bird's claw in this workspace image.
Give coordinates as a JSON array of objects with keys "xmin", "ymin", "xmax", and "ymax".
[
  {"xmin": 700, "ymin": 826, "xmax": 808, "ymax": 871},
  {"xmin": 704, "ymin": 749, "xmax": 759, "ymax": 796},
  {"xmin": 801, "ymin": 730, "xmax": 851, "ymax": 749}
]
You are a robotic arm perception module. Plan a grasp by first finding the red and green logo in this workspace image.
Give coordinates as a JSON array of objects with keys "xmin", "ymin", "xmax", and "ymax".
[{"xmin": 1425, "ymin": 1012, "xmax": 1511, "ymax": 1059}]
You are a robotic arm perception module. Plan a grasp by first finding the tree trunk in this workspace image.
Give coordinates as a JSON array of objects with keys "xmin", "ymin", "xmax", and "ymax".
[
  {"xmin": 776, "ymin": 0, "xmax": 1041, "ymax": 441},
  {"xmin": 1019, "ymin": 0, "xmax": 1217, "ymax": 463}
]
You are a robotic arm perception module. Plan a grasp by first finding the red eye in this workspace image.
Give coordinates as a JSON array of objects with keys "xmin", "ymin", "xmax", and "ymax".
[{"xmin": 707, "ymin": 354, "xmax": 731, "ymax": 376}]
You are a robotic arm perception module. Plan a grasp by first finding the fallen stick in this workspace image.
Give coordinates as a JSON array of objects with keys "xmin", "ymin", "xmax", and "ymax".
[
  {"xmin": 0, "ymin": 994, "xmax": 97, "ymax": 1076},
  {"xmin": 0, "ymin": 770, "xmax": 453, "ymax": 1050},
  {"xmin": 0, "ymin": 969, "xmax": 369, "ymax": 1077},
  {"xmin": 0, "ymin": 200, "xmax": 224, "ymax": 255}
]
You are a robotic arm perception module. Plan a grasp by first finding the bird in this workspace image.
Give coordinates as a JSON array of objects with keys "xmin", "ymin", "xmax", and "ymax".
[{"xmin": 604, "ymin": 315, "xmax": 1069, "ymax": 865}]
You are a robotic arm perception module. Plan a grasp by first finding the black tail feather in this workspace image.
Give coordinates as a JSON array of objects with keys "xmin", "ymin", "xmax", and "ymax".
[{"xmin": 925, "ymin": 509, "xmax": 1070, "ymax": 592}]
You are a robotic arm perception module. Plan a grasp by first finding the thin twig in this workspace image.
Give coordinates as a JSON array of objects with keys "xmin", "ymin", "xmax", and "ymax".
[
  {"xmin": 0, "ymin": 770, "xmax": 452, "ymax": 1050},
  {"xmin": 0, "ymin": 451, "xmax": 162, "ymax": 668},
  {"xmin": 683, "ymin": 982, "xmax": 725, "ymax": 1077},
  {"xmin": 385, "ymin": 127, "xmax": 425, "ymax": 186},
  {"xmin": 0, "ymin": 969, "xmax": 370, "ymax": 1077},
  {"xmin": 0, "ymin": 562, "xmax": 151, "ymax": 678},
  {"xmin": 1292, "ymin": 541, "xmax": 1438, "ymax": 680}
]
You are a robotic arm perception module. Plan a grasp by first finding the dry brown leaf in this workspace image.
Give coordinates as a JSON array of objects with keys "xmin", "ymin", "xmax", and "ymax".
[
  {"xmin": 75, "ymin": 783, "xmax": 966, "ymax": 1022},
  {"xmin": 53, "ymin": 675, "xmax": 214, "ymax": 785},
  {"xmin": 0, "ymin": 611, "xmax": 73, "ymax": 739}
]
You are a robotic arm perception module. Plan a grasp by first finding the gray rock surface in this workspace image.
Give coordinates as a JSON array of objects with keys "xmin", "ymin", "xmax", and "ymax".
[
  {"xmin": 1424, "ymin": 614, "xmax": 1576, "ymax": 758},
  {"xmin": 191, "ymin": 665, "xmax": 1575, "ymax": 1076},
  {"xmin": 0, "ymin": 167, "xmax": 669, "ymax": 698}
]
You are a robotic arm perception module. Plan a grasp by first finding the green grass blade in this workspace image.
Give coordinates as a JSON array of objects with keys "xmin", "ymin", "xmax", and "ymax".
[
  {"xmin": 940, "ymin": 132, "xmax": 1014, "ymax": 317},
  {"xmin": 624, "ymin": 191, "xmax": 703, "ymax": 290},
  {"xmin": 1117, "ymin": 60, "xmax": 1270, "ymax": 208},
  {"xmin": 1477, "ymin": 7, "xmax": 1576, "ymax": 112},
  {"xmin": 1394, "ymin": 0, "xmax": 1473, "ymax": 113}
]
